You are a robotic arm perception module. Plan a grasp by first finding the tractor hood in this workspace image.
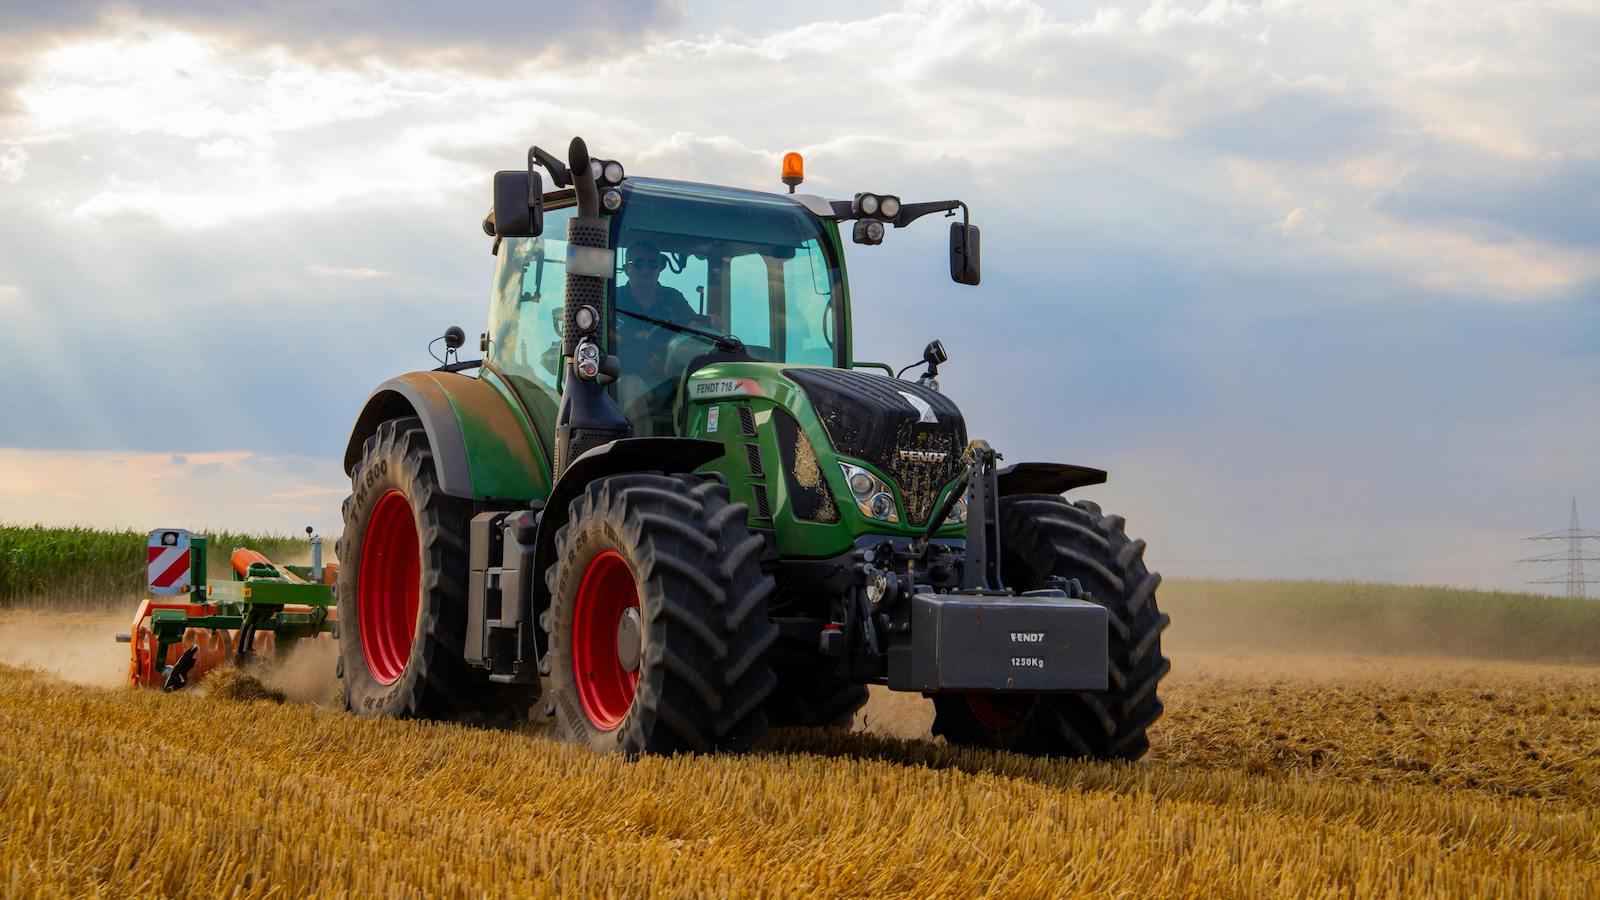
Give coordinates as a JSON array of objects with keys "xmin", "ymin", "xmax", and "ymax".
[
  {"xmin": 779, "ymin": 367, "xmax": 966, "ymax": 526},
  {"xmin": 683, "ymin": 362, "xmax": 968, "ymax": 547}
]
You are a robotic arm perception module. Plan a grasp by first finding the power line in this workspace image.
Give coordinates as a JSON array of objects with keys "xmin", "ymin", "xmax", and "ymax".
[{"xmin": 1518, "ymin": 498, "xmax": 1600, "ymax": 599}]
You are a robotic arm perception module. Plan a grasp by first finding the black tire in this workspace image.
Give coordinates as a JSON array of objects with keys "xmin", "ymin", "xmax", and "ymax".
[
  {"xmin": 544, "ymin": 473, "xmax": 777, "ymax": 754},
  {"xmin": 765, "ymin": 668, "xmax": 869, "ymax": 729},
  {"xmin": 931, "ymin": 495, "xmax": 1170, "ymax": 759},
  {"xmin": 337, "ymin": 416, "xmax": 537, "ymax": 722}
]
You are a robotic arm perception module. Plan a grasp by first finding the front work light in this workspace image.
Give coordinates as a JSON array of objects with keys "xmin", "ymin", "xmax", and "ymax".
[
  {"xmin": 854, "ymin": 193, "xmax": 880, "ymax": 216},
  {"xmin": 879, "ymin": 195, "xmax": 901, "ymax": 219},
  {"xmin": 602, "ymin": 160, "xmax": 625, "ymax": 184},
  {"xmin": 853, "ymin": 219, "xmax": 886, "ymax": 245}
]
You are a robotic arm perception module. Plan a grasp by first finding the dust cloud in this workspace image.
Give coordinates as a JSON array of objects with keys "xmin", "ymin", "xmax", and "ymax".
[
  {"xmin": 0, "ymin": 607, "xmax": 130, "ymax": 687},
  {"xmin": 258, "ymin": 636, "xmax": 340, "ymax": 706},
  {"xmin": 0, "ymin": 603, "xmax": 341, "ymax": 702}
]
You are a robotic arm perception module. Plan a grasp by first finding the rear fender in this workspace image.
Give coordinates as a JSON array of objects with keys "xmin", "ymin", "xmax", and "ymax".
[
  {"xmin": 344, "ymin": 371, "xmax": 549, "ymax": 502},
  {"xmin": 995, "ymin": 461, "xmax": 1107, "ymax": 497}
]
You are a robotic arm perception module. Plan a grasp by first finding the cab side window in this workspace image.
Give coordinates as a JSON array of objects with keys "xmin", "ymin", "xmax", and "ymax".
[
  {"xmin": 727, "ymin": 253, "xmax": 773, "ymax": 357},
  {"xmin": 487, "ymin": 204, "xmax": 578, "ymax": 393}
]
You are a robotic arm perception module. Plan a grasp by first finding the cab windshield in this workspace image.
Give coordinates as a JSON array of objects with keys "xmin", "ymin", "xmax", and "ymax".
[{"xmin": 608, "ymin": 178, "xmax": 844, "ymax": 433}]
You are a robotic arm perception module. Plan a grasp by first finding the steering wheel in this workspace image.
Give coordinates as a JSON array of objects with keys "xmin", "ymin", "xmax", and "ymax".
[{"xmin": 666, "ymin": 330, "xmax": 706, "ymax": 371}]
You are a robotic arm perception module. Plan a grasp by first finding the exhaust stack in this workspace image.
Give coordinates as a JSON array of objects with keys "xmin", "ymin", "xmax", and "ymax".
[{"xmin": 553, "ymin": 136, "xmax": 632, "ymax": 477}]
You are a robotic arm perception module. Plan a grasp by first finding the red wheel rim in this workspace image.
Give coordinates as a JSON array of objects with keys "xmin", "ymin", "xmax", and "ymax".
[
  {"xmin": 358, "ymin": 490, "xmax": 421, "ymax": 685},
  {"xmin": 572, "ymin": 550, "xmax": 641, "ymax": 730},
  {"xmin": 966, "ymin": 694, "xmax": 1036, "ymax": 732}
]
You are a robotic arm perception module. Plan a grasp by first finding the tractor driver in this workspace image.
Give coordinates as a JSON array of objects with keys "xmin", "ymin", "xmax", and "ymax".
[{"xmin": 613, "ymin": 239, "xmax": 710, "ymax": 432}]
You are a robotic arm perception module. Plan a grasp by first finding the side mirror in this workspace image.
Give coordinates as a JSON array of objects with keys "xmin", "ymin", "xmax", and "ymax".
[
  {"xmin": 492, "ymin": 169, "xmax": 543, "ymax": 237},
  {"xmin": 949, "ymin": 222, "xmax": 981, "ymax": 286}
]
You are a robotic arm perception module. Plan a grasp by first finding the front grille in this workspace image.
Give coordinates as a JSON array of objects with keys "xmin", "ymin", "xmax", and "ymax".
[
  {"xmin": 743, "ymin": 443, "xmax": 764, "ymax": 478},
  {"xmin": 737, "ymin": 405, "xmax": 757, "ymax": 437},
  {"xmin": 783, "ymin": 367, "xmax": 965, "ymax": 526},
  {"xmin": 751, "ymin": 483, "xmax": 772, "ymax": 519}
]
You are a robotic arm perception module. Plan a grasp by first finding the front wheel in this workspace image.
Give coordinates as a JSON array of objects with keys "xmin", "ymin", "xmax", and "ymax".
[
  {"xmin": 544, "ymin": 473, "xmax": 777, "ymax": 754},
  {"xmin": 932, "ymin": 495, "xmax": 1170, "ymax": 760}
]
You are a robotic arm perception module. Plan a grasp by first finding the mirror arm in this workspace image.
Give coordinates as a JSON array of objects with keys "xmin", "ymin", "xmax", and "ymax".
[
  {"xmin": 530, "ymin": 145, "xmax": 571, "ymax": 187},
  {"xmin": 893, "ymin": 199, "xmax": 964, "ymax": 228}
]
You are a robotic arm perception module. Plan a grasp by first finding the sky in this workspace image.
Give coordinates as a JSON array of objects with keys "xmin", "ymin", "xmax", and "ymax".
[{"xmin": 1, "ymin": 0, "xmax": 1597, "ymax": 592}]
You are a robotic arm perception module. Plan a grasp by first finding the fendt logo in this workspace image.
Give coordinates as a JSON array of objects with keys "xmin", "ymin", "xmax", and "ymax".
[{"xmin": 897, "ymin": 449, "xmax": 948, "ymax": 464}]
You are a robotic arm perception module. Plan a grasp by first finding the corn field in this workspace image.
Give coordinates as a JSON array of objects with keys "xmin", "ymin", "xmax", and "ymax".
[{"xmin": 0, "ymin": 525, "xmax": 312, "ymax": 608}]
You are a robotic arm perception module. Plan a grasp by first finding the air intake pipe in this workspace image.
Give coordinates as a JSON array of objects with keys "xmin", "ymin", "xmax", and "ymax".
[{"xmin": 553, "ymin": 136, "xmax": 631, "ymax": 477}]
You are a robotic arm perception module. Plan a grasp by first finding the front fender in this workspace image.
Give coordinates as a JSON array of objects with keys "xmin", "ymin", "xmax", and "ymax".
[
  {"xmin": 996, "ymin": 461, "xmax": 1107, "ymax": 496},
  {"xmin": 529, "ymin": 437, "xmax": 726, "ymax": 615},
  {"xmin": 344, "ymin": 371, "xmax": 549, "ymax": 502}
]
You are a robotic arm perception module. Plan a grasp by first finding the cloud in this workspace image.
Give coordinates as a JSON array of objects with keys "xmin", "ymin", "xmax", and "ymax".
[
  {"xmin": 0, "ymin": 1, "xmax": 684, "ymax": 67},
  {"xmin": 0, "ymin": 144, "xmax": 25, "ymax": 183},
  {"xmin": 0, "ymin": 448, "xmax": 347, "ymax": 534},
  {"xmin": 1378, "ymin": 151, "xmax": 1600, "ymax": 249},
  {"xmin": 0, "ymin": 1, "xmax": 1597, "ymax": 592},
  {"xmin": 304, "ymin": 265, "xmax": 391, "ymax": 279}
]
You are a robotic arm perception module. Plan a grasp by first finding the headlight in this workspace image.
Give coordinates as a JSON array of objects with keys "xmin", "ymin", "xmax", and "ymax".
[
  {"xmin": 944, "ymin": 497, "xmax": 967, "ymax": 525},
  {"xmin": 839, "ymin": 463, "xmax": 899, "ymax": 524},
  {"xmin": 879, "ymin": 195, "xmax": 900, "ymax": 218},
  {"xmin": 848, "ymin": 471, "xmax": 874, "ymax": 496},
  {"xmin": 856, "ymin": 192, "xmax": 880, "ymax": 216}
]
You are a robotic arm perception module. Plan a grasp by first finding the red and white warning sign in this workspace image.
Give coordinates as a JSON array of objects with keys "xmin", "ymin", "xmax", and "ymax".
[{"xmin": 147, "ymin": 528, "xmax": 193, "ymax": 596}]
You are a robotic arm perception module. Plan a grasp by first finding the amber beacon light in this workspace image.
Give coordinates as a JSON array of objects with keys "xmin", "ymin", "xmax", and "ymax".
[{"xmin": 781, "ymin": 152, "xmax": 804, "ymax": 192}]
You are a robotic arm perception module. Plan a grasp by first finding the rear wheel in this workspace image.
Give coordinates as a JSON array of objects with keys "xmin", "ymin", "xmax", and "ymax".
[
  {"xmin": 932, "ymin": 495, "xmax": 1170, "ymax": 759},
  {"xmin": 337, "ymin": 416, "xmax": 537, "ymax": 721},
  {"xmin": 545, "ymin": 473, "xmax": 777, "ymax": 754}
]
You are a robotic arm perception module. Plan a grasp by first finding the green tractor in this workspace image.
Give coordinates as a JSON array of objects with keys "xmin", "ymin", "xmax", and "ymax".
[{"xmin": 338, "ymin": 138, "xmax": 1169, "ymax": 758}]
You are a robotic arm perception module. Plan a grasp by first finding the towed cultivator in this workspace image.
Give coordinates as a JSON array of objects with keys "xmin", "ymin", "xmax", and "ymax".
[{"xmin": 117, "ymin": 528, "xmax": 337, "ymax": 690}]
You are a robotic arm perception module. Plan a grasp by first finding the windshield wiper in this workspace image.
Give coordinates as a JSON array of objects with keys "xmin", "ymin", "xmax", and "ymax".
[{"xmin": 615, "ymin": 306, "xmax": 744, "ymax": 353}]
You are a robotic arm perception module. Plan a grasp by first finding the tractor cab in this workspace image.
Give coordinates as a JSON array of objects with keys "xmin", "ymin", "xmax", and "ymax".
[{"xmin": 485, "ymin": 178, "xmax": 846, "ymax": 439}]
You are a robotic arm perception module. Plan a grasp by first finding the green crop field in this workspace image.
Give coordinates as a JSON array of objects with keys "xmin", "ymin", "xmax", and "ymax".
[
  {"xmin": 0, "ymin": 524, "xmax": 313, "ymax": 608},
  {"xmin": 1159, "ymin": 577, "xmax": 1600, "ymax": 664}
]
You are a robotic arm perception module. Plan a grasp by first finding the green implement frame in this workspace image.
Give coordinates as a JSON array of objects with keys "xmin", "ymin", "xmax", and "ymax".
[{"xmin": 122, "ymin": 532, "xmax": 337, "ymax": 690}]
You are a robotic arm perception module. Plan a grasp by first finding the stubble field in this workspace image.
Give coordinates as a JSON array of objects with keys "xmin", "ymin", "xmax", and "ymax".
[{"xmin": 1, "ymin": 601, "xmax": 1596, "ymax": 897}]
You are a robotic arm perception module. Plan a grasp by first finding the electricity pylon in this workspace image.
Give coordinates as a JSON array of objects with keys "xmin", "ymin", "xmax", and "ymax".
[{"xmin": 1521, "ymin": 498, "xmax": 1600, "ymax": 598}]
